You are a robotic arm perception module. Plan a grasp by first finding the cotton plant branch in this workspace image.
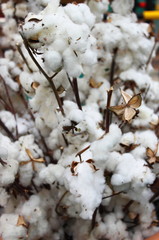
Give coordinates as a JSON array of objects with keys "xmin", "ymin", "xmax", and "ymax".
[
  {"xmin": 0, "ymin": 118, "xmax": 16, "ymax": 141},
  {"xmin": 1, "ymin": 75, "xmax": 19, "ymax": 139},
  {"xmin": 16, "ymin": 43, "xmax": 33, "ymax": 73},
  {"xmin": 67, "ymin": 73, "xmax": 82, "ymax": 110},
  {"xmin": 104, "ymin": 48, "xmax": 118, "ymax": 133},
  {"xmin": 19, "ymin": 32, "xmax": 65, "ymax": 116},
  {"xmin": 55, "ymin": 190, "xmax": 69, "ymax": 216},
  {"xmin": 146, "ymin": 39, "xmax": 157, "ymax": 70}
]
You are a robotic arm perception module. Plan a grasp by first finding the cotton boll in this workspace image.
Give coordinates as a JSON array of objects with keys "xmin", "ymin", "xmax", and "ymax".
[
  {"xmin": 132, "ymin": 105, "xmax": 158, "ymax": 127},
  {"xmin": 20, "ymin": 195, "xmax": 42, "ymax": 223},
  {"xmin": 0, "ymin": 59, "xmax": 19, "ymax": 92},
  {"xmin": 63, "ymin": 48, "xmax": 83, "ymax": 77},
  {"xmin": 116, "ymin": 51, "xmax": 133, "ymax": 71},
  {"xmin": 88, "ymin": 0, "xmax": 109, "ymax": 21},
  {"xmin": 43, "ymin": 0, "xmax": 60, "ymax": 14},
  {"xmin": 0, "ymin": 214, "xmax": 27, "ymax": 240},
  {"xmin": 68, "ymin": 109, "xmax": 84, "ymax": 123},
  {"xmin": 29, "ymin": 86, "xmax": 58, "ymax": 129},
  {"xmin": 15, "ymin": 135, "xmax": 45, "ymax": 186},
  {"xmin": 135, "ymin": 130, "xmax": 158, "ymax": 151},
  {"xmin": 0, "ymin": 158, "xmax": 19, "ymax": 187},
  {"xmin": 79, "ymin": 49, "xmax": 97, "ymax": 65},
  {"xmin": 120, "ymin": 132, "xmax": 134, "ymax": 146},
  {"xmin": 105, "ymin": 151, "xmax": 122, "ymax": 172},
  {"xmin": 0, "ymin": 188, "xmax": 10, "ymax": 207},
  {"xmin": 111, "ymin": 153, "xmax": 155, "ymax": 188},
  {"xmin": 52, "ymin": 38, "xmax": 68, "ymax": 52},
  {"xmin": 64, "ymin": 162, "xmax": 105, "ymax": 219},
  {"xmin": 90, "ymin": 124, "xmax": 122, "ymax": 164},
  {"xmin": 111, "ymin": 0, "xmax": 134, "ymax": 15},
  {"xmin": 120, "ymin": 69, "xmax": 151, "ymax": 90},
  {"xmin": 20, "ymin": 72, "xmax": 35, "ymax": 93},
  {"xmin": 131, "ymin": 146, "xmax": 146, "ymax": 159},
  {"xmin": 1, "ymin": 2, "xmax": 14, "ymax": 18},
  {"xmin": 43, "ymin": 50, "xmax": 62, "ymax": 72},
  {"xmin": 64, "ymin": 4, "xmax": 95, "ymax": 28},
  {"xmin": 102, "ymin": 213, "xmax": 129, "ymax": 240},
  {"xmin": 39, "ymin": 164, "xmax": 65, "ymax": 184},
  {"xmin": 15, "ymin": 3, "xmax": 28, "ymax": 18}
]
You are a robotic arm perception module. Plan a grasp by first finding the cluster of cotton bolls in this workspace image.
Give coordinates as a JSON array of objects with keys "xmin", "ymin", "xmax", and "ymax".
[{"xmin": 0, "ymin": 0, "xmax": 159, "ymax": 239}]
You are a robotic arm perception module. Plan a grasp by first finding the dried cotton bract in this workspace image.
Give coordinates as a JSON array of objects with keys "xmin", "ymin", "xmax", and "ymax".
[{"xmin": 109, "ymin": 90, "xmax": 142, "ymax": 121}]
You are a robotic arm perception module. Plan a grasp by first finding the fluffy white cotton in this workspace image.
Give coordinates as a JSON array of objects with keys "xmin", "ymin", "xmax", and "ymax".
[
  {"xmin": 88, "ymin": 0, "xmax": 109, "ymax": 21},
  {"xmin": 135, "ymin": 130, "xmax": 158, "ymax": 151},
  {"xmin": 15, "ymin": 135, "xmax": 45, "ymax": 186},
  {"xmin": 132, "ymin": 104, "xmax": 158, "ymax": 127},
  {"xmin": 90, "ymin": 124, "xmax": 122, "ymax": 164},
  {"xmin": 39, "ymin": 164, "xmax": 65, "ymax": 184},
  {"xmin": 64, "ymin": 161, "xmax": 105, "ymax": 219},
  {"xmin": 0, "ymin": 188, "xmax": 10, "ymax": 207},
  {"xmin": 111, "ymin": 0, "xmax": 134, "ymax": 15},
  {"xmin": 0, "ymin": 59, "xmax": 20, "ymax": 92},
  {"xmin": 0, "ymin": 214, "xmax": 27, "ymax": 240},
  {"xmin": 43, "ymin": 50, "xmax": 62, "ymax": 72},
  {"xmin": 111, "ymin": 153, "xmax": 155, "ymax": 187}
]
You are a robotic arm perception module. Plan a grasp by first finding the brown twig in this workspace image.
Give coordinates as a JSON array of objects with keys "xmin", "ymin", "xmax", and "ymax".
[
  {"xmin": 55, "ymin": 191, "xmax": 68, "ymax": 216},
  {"xmin": 1, "ymin": 76, "xmax": 18, "ymax": 139},
  {"xmin": 16, "ymin": 44, "xmax": 33, "ymax": 73},
  {"xmin": 105, "ymin": 88, "xmax": 113, "ymax": 133},
  {"xmin": 67, "ymin": 74, "xmax": 82, "ymax": 110},
  {"xmin": 0, "ymin": 118, "xmax": 16, "ymax": 141},
  {"xmin": 91, "ymin": 207, "xmax": 98, "ymax": 231},
  {"xmin": 72, "ymin": 78, "xmax": 82, "ymax": 110},
  {"xmin": 20, "ymin": 32, "xmax": 65, "ymax": 116},
  {"xmin": 146, "ymin": 40, "xmax": 157, "ymax": 70},
  {"xmin": 104, "ymin": 48, "xmax": 118, "ymax": 133},
  {"xmin": 102, "ymin": 191, "xmax": 125, "ymax": 200}
]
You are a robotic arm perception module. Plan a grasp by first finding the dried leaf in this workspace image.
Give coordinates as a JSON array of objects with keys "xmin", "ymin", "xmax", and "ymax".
[
  {"xmin": 121, "ymin": 90, "xmax": 132, "ymax": 104},
  {"xmin": 86, "ymin": 159, "xmax": 95, "ymax": 164},
  {"xmin": 128, "ymin": 212, "xmax": 137, "ymax": 220},
  {"xmin": 33, "ymin": 157, "xmax": 45, "ymax": 163},
  {"xmin": 123, "ymin": 107, "xmax": 136, "ymax": 121},
  {"xmin": 89, "ymin": 78, "xmax": 103, "ymax": 88},
  {"xmin": 57, "ymin": 85, "xmax": 65, "ymax": 94},
  {"xmin": 128, "ymin": 94, "xmax": 142, "ymax": 108},
  {"xmin": 109, "ymin": 105, "xmax": 126, "ymax": 116},
  {"xmin": 20, "ymin": 160, "xmax": 31, "ymax": 166},
  {"xmin": 146, "ymin": 148, "xmax": 154, "ymax": 158},
  {"xmin": 31, "ymin": 82, "xmax": 40, "ymax": 89},
  {"xmin": 25, "ymin": 148, "xmax": 33, "ymax": 160},
  {"xmin": 28, "ymin": 18, "xmax": 42, "ymax": 23},
  {"xmin": 16, "ymin": 216, "xmax": 28, "ymax": 228},
  {"xmin": 148, "ymin": 157, "xmax": 156, "ymax": 164}
]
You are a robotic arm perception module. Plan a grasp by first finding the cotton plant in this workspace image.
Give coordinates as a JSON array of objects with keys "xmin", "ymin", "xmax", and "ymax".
[{"xmin": 0, "ymin": 0, "xmax": 159, "ymax": 239}]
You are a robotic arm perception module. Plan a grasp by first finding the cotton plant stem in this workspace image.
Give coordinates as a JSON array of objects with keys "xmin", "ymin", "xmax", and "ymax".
[
  {"xmin": 102, "ymin": 191, "xmax": 125, "ymax": 200},
  {"xmin": 16, "ymin": 44, "xmax": 33, "ymax": 73},
  {"xmin": 20, "ymin": 33, "xmax": 65, "ymax": 116},
  {"xmin": 105, "ymin": 48, "xmax": 118, "ymax": 133},
  {"xmin": 0, "ymin": 119, "xmax": 16, "ymax": 141},
  {"xmin": 72, "ymin": 78, "xmax": 82, "ymax": 110},
  {"xmin": 1, "ymin": 76, "xmax": 19, "ymax": 139},
  {"xmin": 146, "ymin": 40, "xmax": 157, "ymax": 70},
  {"xmin": 105, "ymin": 88, "xmax": 113, "ymax": 133},
  {"xmin": 55, "ymin": 191, "xmax": 68, "ymax": 216},
  {"xmin": 91, "ymin": 207, "xmax": 98, "ymax": 231},
  {"xmin": 67, "ymin": 73, "xmax": 82, "ymax": 110}
]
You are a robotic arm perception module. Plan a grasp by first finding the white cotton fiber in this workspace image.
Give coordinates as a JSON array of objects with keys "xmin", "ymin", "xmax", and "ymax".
[{"xmin": 43, "ymin": 50, "xmax": 62, "ymax": 72}]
